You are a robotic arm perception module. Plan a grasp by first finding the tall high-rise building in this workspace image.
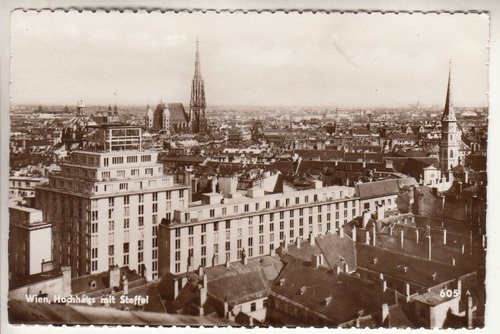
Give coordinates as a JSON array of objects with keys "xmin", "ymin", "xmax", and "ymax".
[
  {"xmin": 36, "ymin": 123, "xmax": 189, "ymax": 280},
  {"xmin": 189, "ymin": 39, "xmax": 207, "ymax": 133},
  {"xmin": 440, "ymin": 65, "xmax": 460, "ymax": 171}
]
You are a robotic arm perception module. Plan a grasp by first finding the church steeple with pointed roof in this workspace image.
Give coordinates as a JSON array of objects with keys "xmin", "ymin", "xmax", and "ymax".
[
  {"xmin": 440, "ymin": 63, "xmax": 460, "ymax": 171},
  {"xmin": 189, "ymin": 38, "xmax": 207, "ymax": 133}
]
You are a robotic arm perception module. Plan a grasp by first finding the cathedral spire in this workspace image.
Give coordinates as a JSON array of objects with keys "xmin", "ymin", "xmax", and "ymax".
[
  {"xmin": 194, "ymin": 37, "xmax": 201, "ymax": 78},
  {"xmin": 442, "ymin": 62, "xmax": 456, "ymax": 122},
  {"xmin": 190, "ymin": 38, "xmax": 207, "ymax": 133}
]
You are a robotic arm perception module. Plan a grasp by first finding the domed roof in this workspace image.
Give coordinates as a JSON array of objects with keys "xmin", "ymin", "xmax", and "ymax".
[{"xmin": 77, "ymin": 99, "xmax": 86, "ymax": 108}]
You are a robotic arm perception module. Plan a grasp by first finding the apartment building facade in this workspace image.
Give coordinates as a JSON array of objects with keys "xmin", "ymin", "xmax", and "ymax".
[
  {"xmin": 36, "ymin": 125, "xmax": 189, "ymax": 280},
  {"xmin": 159, "ymin": 184, "xmax": 360, "ymax": 275}
]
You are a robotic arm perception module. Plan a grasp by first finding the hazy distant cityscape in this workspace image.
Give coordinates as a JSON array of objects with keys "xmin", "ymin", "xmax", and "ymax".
[{"xmin": 8, "ymin": 11, "xmax": 488, "ymax": 330}]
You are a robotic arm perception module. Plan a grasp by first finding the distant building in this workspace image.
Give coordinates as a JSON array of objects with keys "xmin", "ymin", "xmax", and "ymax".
[
  {"xmin": 61, "ymin": 99, "xmax": 92, "ymax": 151},
  {"xmin": 147, "ymin": 102, "xmax": 190, "ymax": 134},
  {"xmin": 145, "ymin": 39, "xmax": 207, "ymax": 134}
]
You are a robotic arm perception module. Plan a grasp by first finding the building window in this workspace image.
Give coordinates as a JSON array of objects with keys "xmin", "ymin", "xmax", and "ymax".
[
  {"xmin": 112, "ymin": 157, "xmax": 124, "ymax": 164},
  {"xmin": 127, "ymin": 156, "xmax": 138, "ymax": 163},
  {"xmin": 175, "ymin": 239, "xmax": 181, "ymax": 249},
  {"xmin": 225, "ymin": 241, "xmax": 230, "ymax": 251},
  {"xmin": 266, "ymin": 201, "xmax": 270, "ymax": 209},
  {"xmin": 138, "ymin": 216, "xmax": 144, "ymax": 226},
  {"xmin": 139, "ymin": 194, "xmax": 144, "ymax": 203},
  {"xmin": 109, "ymin": 220, "xmax": 114, "ymax": 231},
  {"xmin": 226, "ymin": 220, "xmax": 231, "ymax": 229},
  {"xmin": 251, "ymin": 302, "xmax": 256, "ymax": 312},
  {"xmin": 270, "ymin": 223, "xmax": 274, "ymax": 232},
  {"xmin": 214, "ymin": 222, "xmax": 219, "ymax": 231},
  {"xmin": 189, "ymin": 226, "xmax": 194, "ymax": 235},
  {"xmin": 123, "ymin": 254, "xmax": 129, "ymax": 265},
  {"xmin": 103, "ymin": 158, "xmax": 109, "ymax": 167},
  {"xmin": 179, "ymin": 189, "xmax": 185, "ymax": 198},
  {"xmin": 141, "ymin": 155, "xmax": 151, "ymax": 162},
  {"xmin": 259, "ymin": 246, "xmax": 264, "ymax": 255},
  {"xmin": 259, "ymin": 225, "xmax": 264, "ymax": 234},
  {"xmin": 189, "ymin": 237, "xmax": 194, "ymax": 247},
  {"xmin": 108, "ymin": 245, "xmax": 114, "ymax": 256}
]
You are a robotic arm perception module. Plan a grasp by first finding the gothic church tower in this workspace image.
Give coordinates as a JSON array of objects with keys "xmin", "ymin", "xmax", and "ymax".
[
  {"xmin": 190, "ymin": 39, "xmax": 207, "ymax": 133},
  {"xmin": 440, "ymin": 64, "xmax": 460, "ymax": 171}
]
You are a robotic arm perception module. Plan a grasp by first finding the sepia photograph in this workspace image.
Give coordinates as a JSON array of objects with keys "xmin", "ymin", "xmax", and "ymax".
[{"xmin": 5, "ymin": 7, "xmax": 491, "ymax": 330}]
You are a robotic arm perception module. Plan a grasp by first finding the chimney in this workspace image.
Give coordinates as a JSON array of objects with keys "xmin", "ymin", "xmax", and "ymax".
[
  {"xmin": 343, "ymin": 262, "xmax": 349, "ymax": 273},
  {"xmin": 428, "ymin": 236, "xmax": 432, "ymax": 260},
  {"xmin": 389, "ymin": 225, "xmax": 393, "ymax": 236},
  {"xmin": 181, "ymin": 276, "xmax": 188, "ymax": 288},
  {"xmin": 452, "ymin": 257, "xmax": 456, "ymax": 266},
  {"xmin": 173, "ymin": 278, "xmax": 179, "ymax": 299},
  {"xmin": 225, "ymin": 259, "xmax": 231, "ymax": 268},
  {"xmin": 352, "ymin": 226, "xmax": 357, "ymax": 242},
  {"xmin": 242, "ymin": 249, "xmax": 248, "ymax": 265},
  {"xmin": 199, "ymin": 284, "xmax": 207, "ymax": 313},
  {"xmin": 362, "ymin": 210, "xmax": 370, "ymax": 228},
  {"xmin": 311, "ymin": 254, "xmax": 320, "ymax": 269},
  {"xmin": 270, "ymin": 247, "xmax": 276, "ymax": 257},
  {"xmin": 466, "ymin": 291, "xmax": 474, "ymax": 329},
  {"xmin": 376, "ymin": 204, "xmax": 385, "ymax": 220},
  {"xmin": 372, "ymin": 223, "xmax": 377, "ymax": 246},
  {"xmin": 109, "ymin": 266, "xmax": 121, "ymax": 289},
  {"xmin": 465, "ymin": 171, "xmax": 469, "ymax": 184},
  {"xmin": 381, "ymin": 303, "xmax": 389, "ymax": 325},
  {"xmin": 382, "ymin": 280, "xmax": 387, "ymax": 292},
  {"xmin": 339, "ymin": 226, "xmax": 344, "ymax": 238},
  {"xmin": 365, "ymin": 230, "xmax": 371, "ymax": 245},
  {"xmin": 400, "ymin": 230, "xmax": 404, "ymax": 249},
  {"xmin": 415, "ymin": 228, "xmax": 419, "ymax": 244},
  {"xmin": 309, "ymin": 232, "xmax": 315, "ymax": 246},
  {"xmin": 248, "ymin": 316, "xmax": 254, "ymax": 327},
  {"xmin": 405, "ymin": 283, "xmax": 411, "ymax": 297},
  {"xmin": 123, "ymin": 276, "xmax": 129, "ymax": 296},
  {"xmin": 198, "ymin": 266, "xmax": 204, "ymax": 276},
  {"xmin": 202, "ymin": 274, "xmax": 208, "ymax": 289},
  {"xmin": 283, "ymin": 238, "xmax": 288, "ymax": 252},
  {"xmin": 224, "ymin": 298, "xmax": 229, "ymax": 318},
  {"xmin": 443, "ymin": 229, "xmax": 447, "ymax": 245},
  {"xmin": 458, "ymin": 181, "xmax": 463, "ymax": 194},
  {"xmin": 335, "ymin": 265, "xmax": 341, "ymax": 275},
  {"xmin": 297, "ymin": 237, "xmax": 301, "ymax": 248}
]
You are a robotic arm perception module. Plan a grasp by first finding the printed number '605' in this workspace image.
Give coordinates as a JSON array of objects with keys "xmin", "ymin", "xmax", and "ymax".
[{"xmin": 440, "ymin": 289, "xmax": 460, "ymax": 298}]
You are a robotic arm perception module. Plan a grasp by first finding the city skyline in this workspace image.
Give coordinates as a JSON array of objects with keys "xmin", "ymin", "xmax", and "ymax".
[{"xmin": 11, "ymin": 11, "xmax": 488, "ymax": 108}]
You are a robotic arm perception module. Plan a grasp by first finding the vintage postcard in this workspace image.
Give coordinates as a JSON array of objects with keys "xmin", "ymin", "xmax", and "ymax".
[{"xmin": 4, "ymin": 6, "xmax": 491, "ymax": 331}]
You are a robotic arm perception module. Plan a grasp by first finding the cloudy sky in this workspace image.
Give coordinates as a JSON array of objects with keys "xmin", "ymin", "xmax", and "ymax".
[{"xmin": 10, "ymin": 11, "xmax": 489, "ymax": 108}]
